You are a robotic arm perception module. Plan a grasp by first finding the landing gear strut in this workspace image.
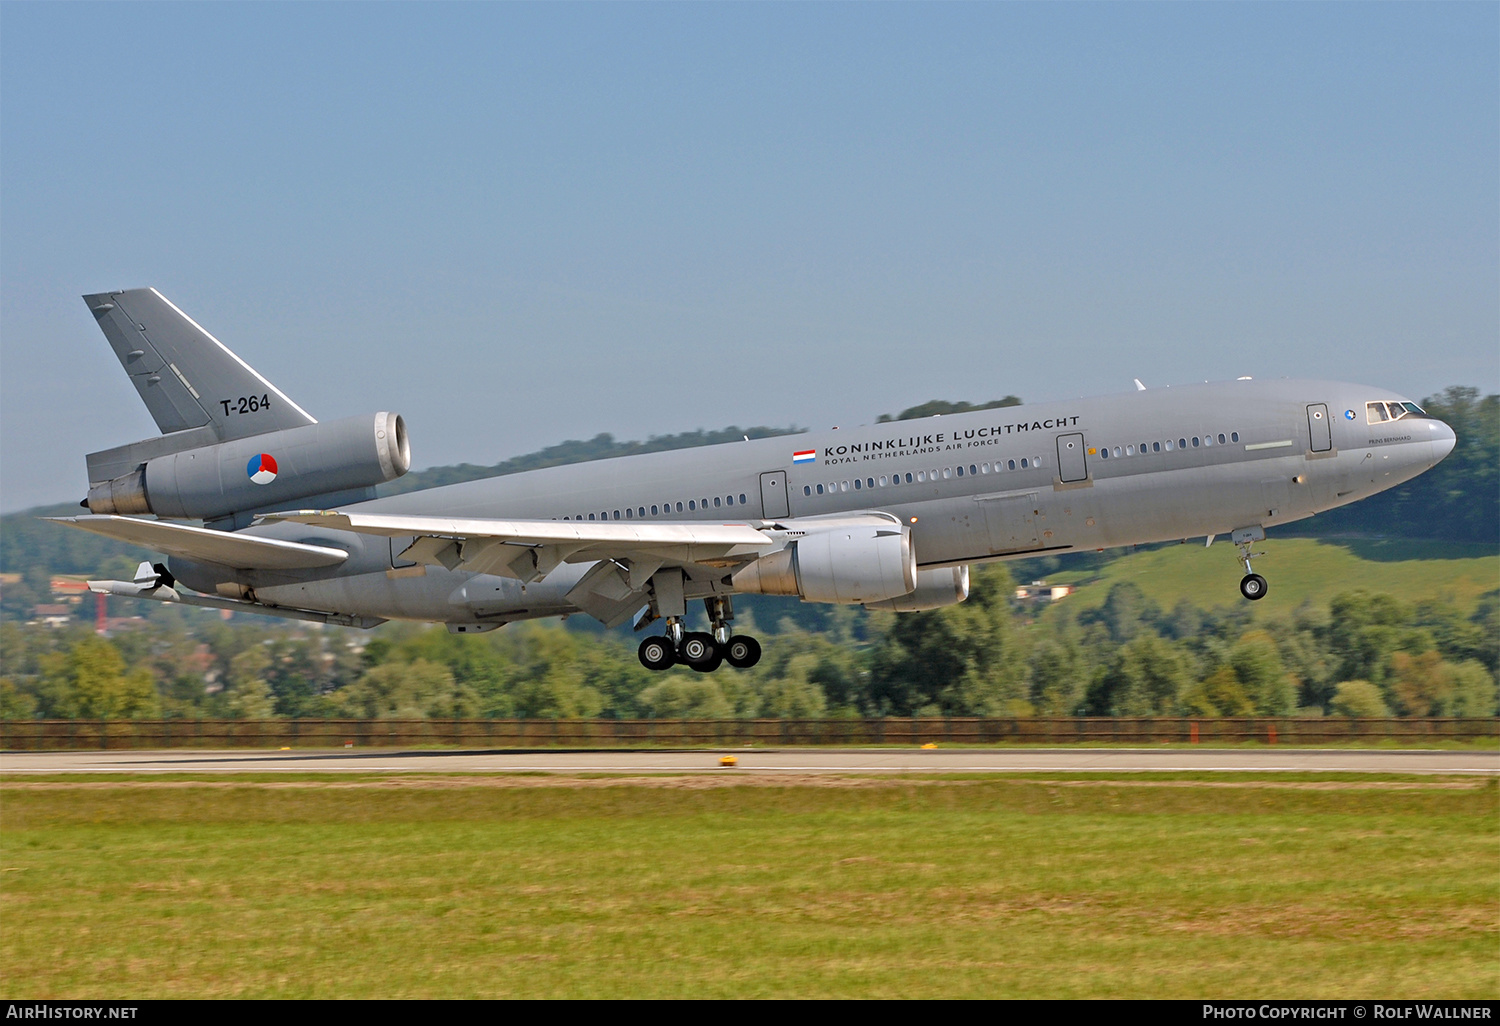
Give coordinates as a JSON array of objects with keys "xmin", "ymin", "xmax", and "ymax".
[{"xmin": 634, "ymin": 597, "xmax": 762, "ymax": 672}]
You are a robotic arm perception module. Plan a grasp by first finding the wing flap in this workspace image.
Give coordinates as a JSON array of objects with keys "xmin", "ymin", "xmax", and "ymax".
[
  {"xmin": 263, "ymin": 510, "xmax": 773, "ymax": 581},
  {"xmin": 47, "ymin": 515, "xmax": 348, "ymax": 570}
]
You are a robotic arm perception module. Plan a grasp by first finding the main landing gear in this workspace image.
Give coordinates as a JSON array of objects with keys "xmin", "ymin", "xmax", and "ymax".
[{"xmin": 637, "ymin": 596, "xmax": 762, "ymax": 672}]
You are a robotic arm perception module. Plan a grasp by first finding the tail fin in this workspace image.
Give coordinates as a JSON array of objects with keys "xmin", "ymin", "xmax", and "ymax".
[{"xmin": 83, "ymin": 288, "xmax": 316, "ymax": 440}]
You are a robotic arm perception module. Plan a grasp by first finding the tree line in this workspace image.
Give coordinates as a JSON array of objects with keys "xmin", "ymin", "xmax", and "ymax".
[{"xmin": 3, "ymin": 564, "xmax": 1494, "ymax": 721}]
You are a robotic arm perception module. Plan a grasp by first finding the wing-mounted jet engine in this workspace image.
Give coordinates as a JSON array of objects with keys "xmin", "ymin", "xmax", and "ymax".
[{"xmin": 729, "ymin": 514, "xmax": 917, "ymax": 605}]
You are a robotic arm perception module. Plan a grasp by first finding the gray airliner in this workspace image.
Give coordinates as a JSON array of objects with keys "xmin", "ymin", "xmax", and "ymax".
[{"xmin": 59, "ymin": 288, "xmax": 1456, "ymax": 671}]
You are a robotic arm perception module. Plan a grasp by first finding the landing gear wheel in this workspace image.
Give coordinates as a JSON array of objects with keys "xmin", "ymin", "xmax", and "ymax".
[
  {"xmin": 1239, "ymin": 573, "xmax": 1268, "ymax": 601},
  {"xmin": 690, "ymin": 649, "xmax": 724, "ymax": 673},
  {"xmin": 679, "ymin": 632, "xmax": 719, "ymax": 668},
  {"xmin": 724, "ymin": 635, "xmax": 762, "ymax": 669},
  {"xmin": 638, "ymin": 636, "xmax": 676, "ymax": 671}
]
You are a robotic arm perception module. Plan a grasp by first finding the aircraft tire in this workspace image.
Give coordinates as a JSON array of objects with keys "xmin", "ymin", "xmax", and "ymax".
[
  {"xmin": 690, "ymin": 650, "xmax": 724, "ymax": 673},
  {"xmin": 724, "ymin": 635, "xmax": 762, "ymax": 669},
  {"xmin": 1239, "ymin": 573, "xmax": 1268, "ymax": 601},
  {"xmin": 679, "ymin": 632, "xmax": 718, "ymax": 667},
  {"xmin": 638, "ymin": 636, "xmax": 676, "ymax": 671}
]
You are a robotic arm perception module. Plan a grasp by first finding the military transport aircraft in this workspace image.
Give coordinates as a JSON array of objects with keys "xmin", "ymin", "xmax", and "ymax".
[{"xmin": 57, "ymin": 288, "xmax": 1456, "ymax": 672}]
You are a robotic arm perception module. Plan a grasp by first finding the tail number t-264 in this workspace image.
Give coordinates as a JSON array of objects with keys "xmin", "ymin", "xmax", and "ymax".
[{"xmin": 219, "ymin": 395, "xmax": 273, "ymax": 417}]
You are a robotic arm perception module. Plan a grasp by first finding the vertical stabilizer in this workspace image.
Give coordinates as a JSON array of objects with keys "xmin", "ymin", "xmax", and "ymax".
[{"xmin": 83, "ymin": 288, "xmax": 316, "ymax": 440}]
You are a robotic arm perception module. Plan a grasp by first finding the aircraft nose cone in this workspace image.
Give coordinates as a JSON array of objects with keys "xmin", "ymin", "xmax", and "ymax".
[{"xmin": 1429, "ymin": 420, "xmax": 1456, "ymax": 465}]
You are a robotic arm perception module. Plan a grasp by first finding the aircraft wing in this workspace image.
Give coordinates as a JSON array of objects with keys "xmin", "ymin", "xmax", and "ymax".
[
  {"xmin": 262, "ymin": 509, "xmax": 774, "ymax": 584},
  {"xmin": 47, "ymin": 515, "xmax": 349, "ymax": 571}
]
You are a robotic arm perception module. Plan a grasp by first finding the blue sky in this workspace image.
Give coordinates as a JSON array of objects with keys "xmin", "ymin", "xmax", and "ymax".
[{"xmin": 3, "ymin": 2, "xmax": 1495, "ymax": 511}]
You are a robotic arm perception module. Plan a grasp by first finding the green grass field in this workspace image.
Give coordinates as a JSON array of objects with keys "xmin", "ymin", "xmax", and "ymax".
[
  {"xmin": 1046, "ymin": 537, "xmax": 1499, "ymax": 618},
  {"xmin": 2, "ymin": 774, "xmax": 1496, "ymax": 998}
]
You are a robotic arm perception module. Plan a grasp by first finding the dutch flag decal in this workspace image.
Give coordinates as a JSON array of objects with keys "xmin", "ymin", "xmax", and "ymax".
[
  {"xmin": 792, "ymin": 449, "xmax": 816, "ymax": 465},
  {"xmin": 247, "ymin": 453, "xmax": 279, "ymax": 485}
]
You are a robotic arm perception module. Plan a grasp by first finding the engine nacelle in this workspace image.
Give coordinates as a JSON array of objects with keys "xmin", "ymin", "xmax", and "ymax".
[
  {"xmin": 731, "ymin": 519, "xmax": 916, "ymax": 604},
  {"xmin": 86, "ymin": 412, "xmax": 410, "ymax": 521},
  {"xmin": 863, "ymin": 565, "xmax": 970, "ymax": 612}
]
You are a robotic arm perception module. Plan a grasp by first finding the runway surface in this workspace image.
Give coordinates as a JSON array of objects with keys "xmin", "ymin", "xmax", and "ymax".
[{"xmin": 2, "ymin": 747, "xmax": 1495, "ymax": 774}]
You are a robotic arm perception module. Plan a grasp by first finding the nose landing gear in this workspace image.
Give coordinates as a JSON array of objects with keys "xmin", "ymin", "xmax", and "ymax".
[
  {"xmin": 1231, "ymin": 526, "xmax": 1268, "ymax": 601},
  {"xmin": 635, "ymin": 595, "xmax": 763, "ymax": 671}
]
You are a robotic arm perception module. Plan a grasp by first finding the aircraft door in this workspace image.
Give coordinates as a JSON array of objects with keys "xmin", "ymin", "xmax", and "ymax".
[
  {"xmin": 1056, "ymin": 433, "xmax": 1088, "ymax": 482},
  {"xmin": 759, "ymin": 471, "xmax": 790, "ymax": 519},
  {"xmin": 1307, "ymin": 404, "xmax": 1332, "ymax": 452}
]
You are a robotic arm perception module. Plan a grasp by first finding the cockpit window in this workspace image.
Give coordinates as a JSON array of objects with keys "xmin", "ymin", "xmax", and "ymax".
[
  {"xmin": 1367, "ymin": 400, "xmax": 1433, "ymax": 424},
  {"xmin": 1368, "ymin": 396, "xmax": 1422, "ymax": 420}
]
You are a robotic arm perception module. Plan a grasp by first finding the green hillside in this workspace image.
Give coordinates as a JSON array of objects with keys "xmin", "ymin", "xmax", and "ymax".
[{"xmin": 1044, "ymin": 537, "xmax": 1499, "ymax": 619}]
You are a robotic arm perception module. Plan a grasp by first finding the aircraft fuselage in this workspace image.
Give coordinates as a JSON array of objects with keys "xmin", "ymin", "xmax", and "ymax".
[{"xmin": 174, "ymin": 377, "xmax": 1455, "ymax": 626}]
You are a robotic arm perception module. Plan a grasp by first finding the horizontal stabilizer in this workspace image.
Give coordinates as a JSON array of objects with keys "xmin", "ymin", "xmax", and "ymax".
[
  {"xmin": 47, "ymin": 515, "xmax": 348, "ymax": 570},
  {"xmin": 86, "ymin": 577, "xmax": 383, "ymax": 629}
]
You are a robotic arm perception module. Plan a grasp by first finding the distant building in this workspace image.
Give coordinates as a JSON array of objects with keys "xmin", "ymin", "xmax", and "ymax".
[
  {"xmin": 1014, "ymin": 581, "xmax": 1073, "ymax": 603},
  {"xmin": 31, "ymin": 603, "xmax": 76, "ymax": 626},
  {"xmin": 50, "ymin": 578, "xmax": 90, "ymax": 602}
]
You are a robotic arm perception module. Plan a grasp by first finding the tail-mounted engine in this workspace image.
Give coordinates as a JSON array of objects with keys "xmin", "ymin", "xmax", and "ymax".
[{"xmin": 85, "ymin": 412, "xmax": 410, "ymax": 521}]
